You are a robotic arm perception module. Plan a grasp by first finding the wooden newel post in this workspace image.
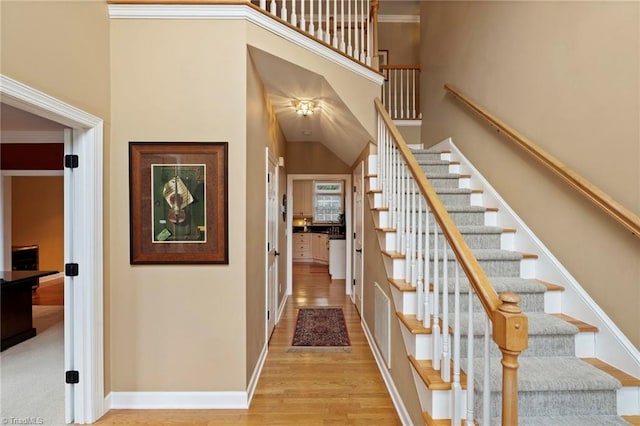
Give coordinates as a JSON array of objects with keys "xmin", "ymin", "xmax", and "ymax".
[
  {"xmin": 371, "ymin": 0, "xmax": 379, "ymax": 69},
  {"xmin": 492, "ymin": 292, "xmax": 528, "ymax": 426}
]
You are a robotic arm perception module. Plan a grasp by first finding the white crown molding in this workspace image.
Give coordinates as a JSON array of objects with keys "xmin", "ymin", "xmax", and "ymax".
[
  {"xmin": 1, "ymin": 130, "xmax": 64, "ymax": 143},
  {"xmin": 378, "ymin": 15, "xmax": 420, "ymax": 24},
  {"xmin": 0, "ymin": 75, "xmax": 101, "ymax": 129},
  {"xmin": 108, "ymin": 4, "xmax": 384, "ymax": 85}
]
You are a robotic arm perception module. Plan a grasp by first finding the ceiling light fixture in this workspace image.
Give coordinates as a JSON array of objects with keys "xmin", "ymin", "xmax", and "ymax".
[{"xmin": 295, "ymin": 100, "xmax": 314, "ymax": 116}]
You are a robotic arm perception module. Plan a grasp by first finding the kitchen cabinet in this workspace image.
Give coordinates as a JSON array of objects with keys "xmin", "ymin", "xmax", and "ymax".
[
  {"xmin": 293, "ymin": 232, "xmax": 328, "ymax": 264},
  {"xmin": 311, "ymin": 233, "xmax": 329, "ymax": 264},
  {"xmin": 293, "ymin": 233, "xmax": 312, "ymax": 262},
  {"xmin": 292, "ymin": 180, "xmax": 313, "ymax": 217}
]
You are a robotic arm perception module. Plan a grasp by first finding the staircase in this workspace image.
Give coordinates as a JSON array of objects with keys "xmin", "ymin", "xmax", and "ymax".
[{"xmin": 367, "ymin": 115, "xmax": 640, "ymax": 423}]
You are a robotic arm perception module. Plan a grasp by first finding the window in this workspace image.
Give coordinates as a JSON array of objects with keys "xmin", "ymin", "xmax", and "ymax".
[{"xmin": 313, "ymin": 181, "xmax": 343, "ymax": 223}]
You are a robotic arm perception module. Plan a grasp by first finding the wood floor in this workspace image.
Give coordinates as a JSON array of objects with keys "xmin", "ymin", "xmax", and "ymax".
[
  {"xmin": 32, "ymin": 276, "xmax": 64, "ymax": 305},
  {"xmin": 95, "ymin": 263, "xmax": 401, "ymax": 425}
]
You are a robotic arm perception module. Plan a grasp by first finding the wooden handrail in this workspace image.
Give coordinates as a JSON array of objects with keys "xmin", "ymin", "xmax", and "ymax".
[
  {"xmin": 376, "ymin": 97, "xmax": 528, "ymax": 424},
  {"xmin": 445, "ymin": 84, "xmax": 640, "ymax": 238},
  {"xmin": 380, "ymin": 64, "xmax": 422, "ymax": 71},
  {"xmin": 375, "ymin": 98, "xmax": 502, "ymax": 317}
]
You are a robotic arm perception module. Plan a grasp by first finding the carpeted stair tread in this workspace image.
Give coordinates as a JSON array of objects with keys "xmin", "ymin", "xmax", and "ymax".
[
  {"xmin": 442, "ymin": 277, "xmax": 547, "ymax": 295},
  {"xmin": 514, "ymin": 415, "xmax": 630, "ymax": 425},
  {"xmin": 431, "ymin": 249, "xmax": 523, "ymax": 261},
  {"xmin": 459, "ymin": 311, "xmax": 578, "ymax": 336},
  {"xmin": 473, "ymin": 357, "xmax": 622, "ymax": 392}
]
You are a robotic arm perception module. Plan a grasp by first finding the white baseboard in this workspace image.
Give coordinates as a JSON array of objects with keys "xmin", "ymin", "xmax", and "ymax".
[
  {"xmin": 106, "ymin": 391, "xmax": 249, "ymax": 409},
  {"xmin": 277, "ymin": 293, "xmax": 288, "ymax": 323},
  {"xmin": 247, "ymin": 343, "xmax": 268, "ymax": 404},
  {"xmin": 361, "ymin": 319, "xmax": 413, "ymax": 426}
]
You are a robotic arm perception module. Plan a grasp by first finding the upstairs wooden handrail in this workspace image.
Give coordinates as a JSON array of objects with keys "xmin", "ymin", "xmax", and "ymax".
[
  {"xmin": 445, "ymin": 84, "xmax": 640, "ymax": 238},
  {"xmin": 380, "ymin": 64, "xmax": 422, "ymax": 71}
]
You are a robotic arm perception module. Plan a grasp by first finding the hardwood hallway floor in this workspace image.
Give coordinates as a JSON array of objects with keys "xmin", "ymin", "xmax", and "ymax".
[{"xmin": 96, "ymin": 263, "xmax": 401, "ymax": 425}]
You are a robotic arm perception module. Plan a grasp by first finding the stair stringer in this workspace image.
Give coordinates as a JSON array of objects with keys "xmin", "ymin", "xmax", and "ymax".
[{"xmin": 435, "ymin": 137, "xmax": 640, "ymax": 400}]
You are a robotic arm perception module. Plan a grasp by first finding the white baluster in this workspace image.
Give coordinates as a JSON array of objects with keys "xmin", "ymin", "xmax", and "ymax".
[
  {"xmin": 465, "ymin": 288, "xmax": 475, "ymax": 426},
  {"xmin": 452, "ymin": 261, "xmax": 462, "ymax": 426},
  {"xmin": 281, "ymin": 0, "xmax": 288, "ymax": 21},
  {"xmin": 393, "ymin": 69, "xmax": 398, "ymax": 119},
  {"xmin": 396, "ymin": 157, "xmax": 402, "ymax": 253},
  {"xmin": 390, "ymin": 146, "xmax": 396, "ymax": 231},
  {"xmin": 325, "ymin": 0, "xmax": 331, "ymax": 43},
  {"xmin": 432, "ymin": 219, "xmax": 441, "ymax": 370},
  {"xmin": 386, "ymin": 76, "xmax": 391, "ymax": 117},
  {"xmin": 400, "ymin": 69, "xmax": 405, "ymax": 119},
  {"xmin": 270, "ymin": 0, "xmax": 277, "ymax": 15},
  {"xmin": 332, "ymin": 0, "xmax": 338, "ymax": 47},
  {"xmin": 339, "ymin": 0, "xmax": 345, "ymax": 51},
  {"xmin": 359, "ymin": 0, "xmax": 365, "ymax": 62},
  {"xmin": 483, "ymin": 314, "xmax": 491, "ymax": 425},
  {"xmin": 291, "ymin": 0, "xmax": 297, "ymax": 27},
  {"xmin": 299, "ymin": 0, "xmax": 306, "ymax": 30},
  {"xmin": 260, "ymin": 0, "xmax": 267, "ymax": 10},
  {"xmin": 353, "ymin": 0, "xmax": 360, "ymax": 61},
  {"xmin": 423, "ymin": 202, "xmax": 431, "ymax": 329},
  {"xmin": 409, "ymin": 175, "xmax": 418, "ymax": 287},
  {"xmin": 416, "ymin": 195, "xmax": 424, "ymax": 320},
  {"xmin": 366, "ymin": 0, "xmax": 371, "ymax": 66},
  {"xmin": 412, "ymin": 69, "xmax": 417, "ymax": 119},
  {"xmin": 347, "ymin": 0, "xmax": 352, "ymax": 56},
  {"xmin": 317, "ymin": 0, "xmax": 323, "ymax": 39},
  {"xmin": 404, "ymin": 171, "xmax": 411, "ymax": 279},
  {"xmin": 441, "ymin": 240, "xmax": 450, "ymax": 382},
  {"xmin": 309, "ymin": 0, "xmax": 315, "ymax": 35}
]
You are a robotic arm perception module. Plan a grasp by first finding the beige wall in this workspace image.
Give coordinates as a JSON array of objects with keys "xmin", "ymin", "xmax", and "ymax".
[
  {"xmin": 11, "ymin": 176, "xmax": 64, "ymax": 271},
  {"xmin": 246, "ymin": 49, "xmax": 289, "ymax": 379},
  {"xmin": 378, "ymin": 22, "xmax": 420, "ymax": 65},
  {"xmin": 420, "ymin": 1, "xmax": 640, "ymax": 347},
  {"xmin": 286, "ymin": 141, "xmax": 351, "ymax": 174},
  {"xmin": 1, "ymin": 0, "xmax": 112, "ymax": 390},
  {"xmin": 110, "ymin": 19, "xmax": 248, "ymax": 391}
]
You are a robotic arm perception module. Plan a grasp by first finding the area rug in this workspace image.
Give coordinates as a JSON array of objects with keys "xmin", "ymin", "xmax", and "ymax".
[{"xmin": 288, "ymin": 307, "xmax": 351, "ymax": 352}]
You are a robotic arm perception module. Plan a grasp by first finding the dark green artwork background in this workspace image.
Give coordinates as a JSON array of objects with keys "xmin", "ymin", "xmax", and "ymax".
[{"xmin": 152, "ymin": 165, "xmax": 206, "ymax": 242}]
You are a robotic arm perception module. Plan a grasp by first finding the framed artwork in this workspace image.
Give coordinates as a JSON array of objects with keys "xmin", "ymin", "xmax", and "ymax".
[
  {"xmin": 129, "ymin": 142, "xmax": 228, "ymax": 264},
  {"xmin": 378, "ymin": 50, "xmax": 389, "ymax": 80}
]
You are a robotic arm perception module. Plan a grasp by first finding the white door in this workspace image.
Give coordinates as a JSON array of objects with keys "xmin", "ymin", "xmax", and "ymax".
[
  {"xmin": 353, "ymin": 161, "xmax": 364, "ymax": 314},
  {"xmin": 63, "ymin": 129, "xmax": 74, "ymax": 423},
  {"xmin": 266, "ymin": 149, "xmax": 278, "ymax": 338}
]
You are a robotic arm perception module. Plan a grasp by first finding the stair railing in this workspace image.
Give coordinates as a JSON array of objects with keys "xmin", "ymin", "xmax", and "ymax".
[
  {"xmin": 256, "ymin": 0, "xmax": 377, "ymax": 67},
  {"xmin": 444, "ymin": 84, "xmax": 640, "ymax": 239},
  {"xmin": 375, "ymin": 98, "xmax": 529, "ymax": 425},
  {"xmin": 380, "ymin": 64, "xmax": 422, "ymax": 120}
]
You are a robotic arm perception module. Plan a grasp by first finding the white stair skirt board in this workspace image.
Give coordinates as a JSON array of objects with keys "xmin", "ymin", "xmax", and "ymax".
[{"xmin": 435, "ymin": 137, "xmax": 640, "ymax": 379}]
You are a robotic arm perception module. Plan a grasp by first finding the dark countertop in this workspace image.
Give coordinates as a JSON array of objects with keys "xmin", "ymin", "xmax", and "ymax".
[{"xmin": 1, "ymin": 270, "xmax": 58, "ymax": 285}]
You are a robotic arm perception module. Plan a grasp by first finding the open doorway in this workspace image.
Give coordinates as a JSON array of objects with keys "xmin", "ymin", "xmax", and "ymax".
[
  {"xmin": 1, "ymin": 75, "xmax": 105, "ymax": 424},
  {"xmin": 285, "ymin": 174, "xmax": 352, "ymax": 299}
]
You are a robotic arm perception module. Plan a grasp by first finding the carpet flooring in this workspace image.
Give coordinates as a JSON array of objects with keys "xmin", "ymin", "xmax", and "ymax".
[
  {"xmin": 288, "ymin": 307, "xmax": 351, "ymax": 352},
  {"xmin": 1, "ymin": 305, "xmax": 65, "ymax": 425}
]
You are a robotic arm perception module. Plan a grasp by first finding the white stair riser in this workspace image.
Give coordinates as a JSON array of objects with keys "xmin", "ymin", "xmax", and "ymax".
[
  {"xmin": 412, "ymin": 369, "xmax": 466, "ymax": 420},
  {"xmin": 389, "ymin": 285, "xmax": 417, "ymax": 315},
  {"xmin": 399, "ymin": 326, "xmax": 432, "ymax": 359}
]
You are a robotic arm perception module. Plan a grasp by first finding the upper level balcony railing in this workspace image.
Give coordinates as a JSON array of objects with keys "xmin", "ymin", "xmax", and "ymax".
[
  {"xmin": 256, "ymin": 0, "xmax": 376, "ymax": 67},
  {"xmin": 380, "ymin": 64, "xmax": 421, "ymax": 121}
]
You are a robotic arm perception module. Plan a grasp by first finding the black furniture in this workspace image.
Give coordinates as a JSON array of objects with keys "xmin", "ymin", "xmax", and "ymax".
[
  {"xmin": 1, "ymin": 270, "xmax": 57, "ymax": 351},
  {"xmin": 12, "ymin": 245, "xmax": 40, "ymax": 292}
]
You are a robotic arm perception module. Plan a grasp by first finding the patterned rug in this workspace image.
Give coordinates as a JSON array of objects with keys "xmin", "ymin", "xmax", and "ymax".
[{"xmin": 288, "ymin": 307, "xmax": 351, "ymax": 352}]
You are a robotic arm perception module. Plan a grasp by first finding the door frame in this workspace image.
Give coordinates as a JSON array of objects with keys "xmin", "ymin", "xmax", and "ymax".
[
  {"xmin": 352, "ymin": 161, "xmax": 364, "ymax": 314},
  {"xmin": 265, "ymin": 148, "xmax": 278, "ymax": 340},
  {"xmin": 286, "ymin": 173, "xmax": 352, "ymax": 296},
  {"xmin": 1, "ymin": 74, "xmax": 105, "ymax": 424}
]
